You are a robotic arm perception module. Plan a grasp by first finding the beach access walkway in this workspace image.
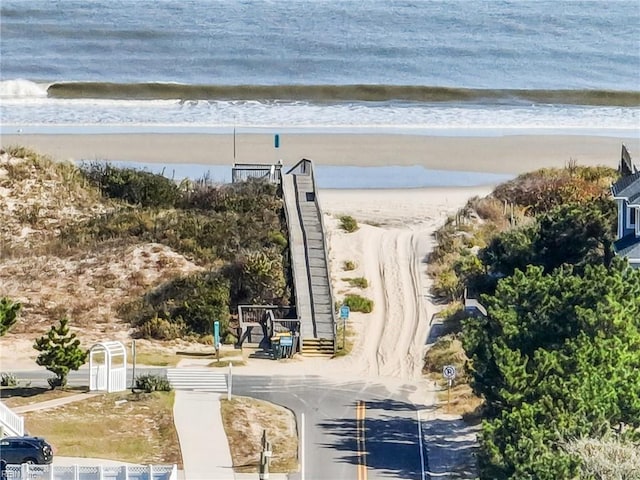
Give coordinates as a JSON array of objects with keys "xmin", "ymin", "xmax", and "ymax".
[{"xmin": 281, "ymin": 159, "xmax": 336, "ymax": 354}]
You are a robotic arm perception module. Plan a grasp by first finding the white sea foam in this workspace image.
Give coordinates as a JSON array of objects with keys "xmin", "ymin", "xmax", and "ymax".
[
  {"xmin": 0, "ymin": 79, "xmax": 49, "ymax": 98},
  {"xmin": 1, "ymin": 97, "xmax": 638, "ymax": 136}
]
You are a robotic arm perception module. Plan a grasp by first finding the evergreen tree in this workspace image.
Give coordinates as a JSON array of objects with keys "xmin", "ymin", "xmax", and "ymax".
[
  {"xmin": 0, "ymin": 298, "xmax": 21, "ymax": 336},
  {"xmin": 463, "ymin": 260, "xmax": 640, "ymax": 478},
  {"xmin": 33, "ymin": 317, "xmax": 88, "ymax": 389}
]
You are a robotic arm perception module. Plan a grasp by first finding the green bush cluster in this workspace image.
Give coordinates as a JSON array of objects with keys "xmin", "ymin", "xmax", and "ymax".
[
  {"xmin": 423, "ymin": 163, "xmax": 638, "ymax": 478},
  {"xmin": 81, "ymin": 162, "xmax": 181, "ymax": 208},
  {"xmin": 61, "ymin": 180, "xmax": 286, "ymax": 265},
  {"xmin": 125, "ymin": 271, "xmax": 231, "ymax": 340},
  {"xmin": 342, "ymin": 294, "xmax": 373, "ymax": 313},
  {"xmin": 135, "ymin": 374, "xmax": 172, "ymax": 392}
]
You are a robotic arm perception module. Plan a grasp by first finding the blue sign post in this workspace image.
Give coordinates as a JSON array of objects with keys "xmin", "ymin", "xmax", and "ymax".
[
  {"xmin": 339, "ymin": 305, "xmax": 350, "ymax": 350},
  {"xmin": 274, "ymin": 134, "xmax": 280, "ymax": 149}
]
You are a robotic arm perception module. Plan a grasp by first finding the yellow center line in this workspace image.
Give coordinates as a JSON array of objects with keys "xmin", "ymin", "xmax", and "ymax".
[{"xmin": 356, "ymin": 400, "xmax": 367, "ymax": 480}]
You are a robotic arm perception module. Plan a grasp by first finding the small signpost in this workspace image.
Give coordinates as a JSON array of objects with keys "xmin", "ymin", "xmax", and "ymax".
[
  {"xmin": 213, "ymin": 321, "xmax": 220, "ymax": 362},
  {"xmin": 443, "ymin": 364, "xmax": 457, "ymax": 412},
  {"xmin": 340, "ymin": 305, "xmax": 350, "ymax": 350}
]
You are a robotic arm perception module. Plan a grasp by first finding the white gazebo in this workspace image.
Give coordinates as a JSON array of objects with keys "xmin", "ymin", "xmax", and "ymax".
[{"xmin": 89, "ymin": 341, "xmax": 127, "ymax": 393}]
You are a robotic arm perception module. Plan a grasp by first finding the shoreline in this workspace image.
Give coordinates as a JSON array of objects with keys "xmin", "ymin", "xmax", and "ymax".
[{"xmin": 2, "ymin": 133, "xmax": 637, "ymax": 175}]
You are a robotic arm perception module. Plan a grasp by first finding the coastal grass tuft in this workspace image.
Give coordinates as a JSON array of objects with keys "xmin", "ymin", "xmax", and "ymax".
[
  {"xmin": 342, "ymin": 294, "xmax": 373, "ymax": 313},
  {"xmin": 343, "ymin": 260, "xmax": 357, "ymax": 271},
  {"xmin": 339, "ymin": 215, "xmax": 359, "ymax": 232},
  {"xmin": 342, "ymin": 276, "xmax": 368, "ymax": 289}
]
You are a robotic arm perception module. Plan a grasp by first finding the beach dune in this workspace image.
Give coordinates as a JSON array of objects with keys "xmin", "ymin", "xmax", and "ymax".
[{"xmin": 2, "ymin": 133, "xmax": 638, "ymax": 175}]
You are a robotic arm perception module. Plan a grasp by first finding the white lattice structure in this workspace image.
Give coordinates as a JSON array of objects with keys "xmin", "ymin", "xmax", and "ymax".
[{"xmin": 89, "ymin": 341, "xmax": 127, "ymax": 393}]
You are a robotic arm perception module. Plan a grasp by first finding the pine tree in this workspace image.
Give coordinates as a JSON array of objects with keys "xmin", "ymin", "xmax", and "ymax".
[
  {"xmin": 0, "ymin": 298, "xmax": 21, "ymax": 336},
  {"xmin": 33, "ymin": 317, "xmax": 88, "ymax": 389}
]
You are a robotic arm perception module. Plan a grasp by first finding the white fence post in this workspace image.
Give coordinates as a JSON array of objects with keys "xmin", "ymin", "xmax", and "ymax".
[
  {"xmin": 149, "ymin": 464, "xmax": 154, "ymax": 480},
  {"xmin": 124, "ymin": 465, "xmax": 130, "ymax": 480},
  {"xmin": 98, "ymin": 465, "xmax": 104, "ymax": 480},
  {"xmin": 74, "ymin": 464, "xmax": 80, "ymax": 480},
  {"xmin": 48, "ymin": 463, "xmax": 55, "ymax": 480}
]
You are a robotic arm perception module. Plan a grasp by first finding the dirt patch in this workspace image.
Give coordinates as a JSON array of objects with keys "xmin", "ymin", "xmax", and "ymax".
[{"xmin": 220, "ymin": 396, "xmax": 298, "ymax": 473}]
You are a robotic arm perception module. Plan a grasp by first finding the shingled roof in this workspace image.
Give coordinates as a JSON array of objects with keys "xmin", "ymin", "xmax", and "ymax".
[
  {"xmin": 611, "ymin": 171, "xmax": 640, "ymax": 205},
  {"xmin": 614, "ymin": 234, "xmax": 640, "ymax": 260}
]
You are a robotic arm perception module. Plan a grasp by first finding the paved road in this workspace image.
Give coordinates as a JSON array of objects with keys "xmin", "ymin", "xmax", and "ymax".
[
  {"xmin": 234, "ymin": 375, "xmax": 429, "ymax": 480},
  {"xmin": 8, "ymin": 369, "xmax": 432, "ymax": 480}
]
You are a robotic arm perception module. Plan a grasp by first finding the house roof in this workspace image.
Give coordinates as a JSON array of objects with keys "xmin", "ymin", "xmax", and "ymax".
[
  {"xmin": 611, "ymin": 171, "xmax": 640, "ymax": 201},
  {"xmin": 614, "ymin": 234, "xmax": 640, "ymax": 261}
]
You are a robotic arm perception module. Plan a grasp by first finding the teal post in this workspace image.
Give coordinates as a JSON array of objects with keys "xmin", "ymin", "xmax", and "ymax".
[{"xmin": 214, "ymin": 321, "xmax": 220, "ymax": 361}]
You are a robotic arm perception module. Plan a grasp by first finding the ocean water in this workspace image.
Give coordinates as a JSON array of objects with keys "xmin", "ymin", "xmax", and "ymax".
[{"xmin": 1, "ymin": 0, "xmax": 639, "ymax": 135}]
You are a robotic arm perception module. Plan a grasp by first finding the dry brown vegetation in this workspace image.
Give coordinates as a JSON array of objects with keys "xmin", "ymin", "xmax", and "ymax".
[
  {"xmin": 220, "ymin": 396, "xmax": 298, "ymax": 473},
  {"xmin": 0, "ymin": 148, "xmax": 204, "ymax": 352}
]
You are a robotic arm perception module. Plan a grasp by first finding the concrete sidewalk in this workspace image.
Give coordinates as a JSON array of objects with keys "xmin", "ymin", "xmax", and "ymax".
[
  {"xmin": 173, "ymin": 390, "xmax": 235, "ymax": 480},
  {"xmin": 12, "ymin": 393, "xmax": 98, "ymax": 414}
]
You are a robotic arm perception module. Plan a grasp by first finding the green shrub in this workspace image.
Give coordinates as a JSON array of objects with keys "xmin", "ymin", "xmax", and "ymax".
[
  {"xmin": 82, "ymin": 162, "xmax": 180, "ymax": 208},
  {"xmin": 432, "ymin": 268, "xmax": 463, "ymax": 302},
  {"xmin": 422, "ymin": 335, "xmax": 469, "ymax": 384},
  {"xmin": 0, "ymin": 372, "xmax": 17, "ymax": 386},
  {"xmin": 343, "ymin": 260, "xmax": 357, "ymax": 271},
  {"xmin": 343, "ymin": 277, "xmax": 368, "ymax": 289},
  {"xmin": 339, "ymin": 215, "xmax": 359, "ymax": 233},
  {"xmin": 130, "ymin": 272, "xmax": 231, "ymax": 339},
  {"xmin": 135, "ymin": 374, "xmax": 172, "ymax": 392},
  {"xmin": 342, "ymin": 294, "xmax": 374, "ymax": 313},
  {"xmin": 137, "ymin": 316, "xmax": 186, "ymax": 340}
]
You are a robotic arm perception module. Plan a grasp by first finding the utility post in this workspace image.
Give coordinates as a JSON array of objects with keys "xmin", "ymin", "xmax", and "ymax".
[
  {"xmin": 259, "ymin": 429, "xmax": 272, "ymax": 480},
  {"xmin": 131, "ymin": 340, "xmax": 136, "ymax": 393},
  {"xmin": 443, "ymin": 365, "xmax": 457, "ymax": 413}
]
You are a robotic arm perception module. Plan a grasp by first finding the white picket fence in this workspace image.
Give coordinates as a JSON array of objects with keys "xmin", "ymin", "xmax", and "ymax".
[
  {"xmin": 0, "ymin": 399, "xmax": 24, "ymax": 437},
  {"xmin": 3, "ymin": 464, "xmax": 178, "ymax": 480}
]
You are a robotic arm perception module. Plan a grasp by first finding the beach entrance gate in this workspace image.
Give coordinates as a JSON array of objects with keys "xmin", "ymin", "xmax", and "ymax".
[{"xmin": 89, "ymin": 341, "xmax": 127, "ymax": 393}]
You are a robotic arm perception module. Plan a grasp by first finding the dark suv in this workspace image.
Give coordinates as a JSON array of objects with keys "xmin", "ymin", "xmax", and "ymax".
[{"xmin": 0, "ymin": 436, "xmax": 53, "ymax": 464}]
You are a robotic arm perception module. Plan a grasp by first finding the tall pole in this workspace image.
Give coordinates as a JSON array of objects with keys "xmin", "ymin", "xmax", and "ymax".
[
  {"xmin": 301, "ymin": 413, "xmax": 305, "ymax": 480},
  {"xmin": 131, "ymin": 340, "xmax": 136, "ymax": 393}
]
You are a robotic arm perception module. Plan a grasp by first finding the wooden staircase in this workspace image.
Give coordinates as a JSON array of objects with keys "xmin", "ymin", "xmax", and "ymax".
[{"xmin": 301, "ymin": 338, "xmax": 335, "ymax": 357}]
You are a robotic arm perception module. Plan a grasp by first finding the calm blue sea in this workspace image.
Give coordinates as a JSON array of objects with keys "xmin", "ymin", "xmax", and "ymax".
[{"xmin": 1, "ymin": 0, "xmax": 639, "ymax": 136}]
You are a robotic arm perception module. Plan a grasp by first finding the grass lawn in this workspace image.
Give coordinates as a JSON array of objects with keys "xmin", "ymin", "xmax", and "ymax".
[{"xmin": 23, "ymin": 391, "xmax": 182, "ymax": 466}]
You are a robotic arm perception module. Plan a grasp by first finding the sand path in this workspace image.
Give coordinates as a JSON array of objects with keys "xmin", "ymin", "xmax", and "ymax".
[{"xmin": 317, "ymin": 186, "xmax": 490, "ymax": 383}]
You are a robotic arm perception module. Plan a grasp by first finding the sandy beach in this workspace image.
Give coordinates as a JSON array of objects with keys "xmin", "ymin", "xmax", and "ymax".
[{"xmin": 2, "ymin": 133, "xmax": 637, "ymax": 174}]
